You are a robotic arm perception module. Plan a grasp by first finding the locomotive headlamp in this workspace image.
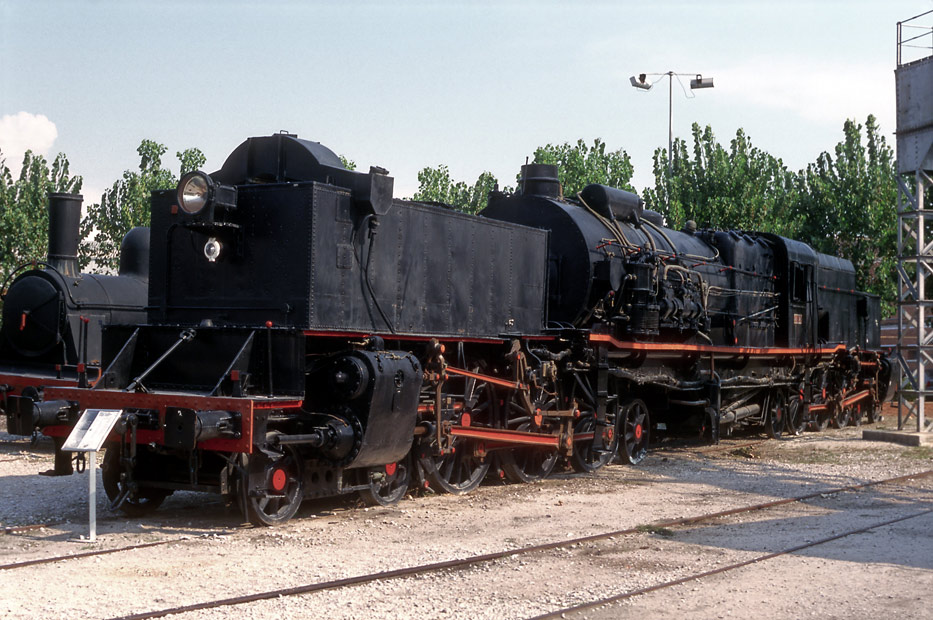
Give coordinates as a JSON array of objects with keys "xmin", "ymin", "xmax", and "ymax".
[
  {"xmin": 177, "ymin": 172, "xmax": 211, "ymax": 214},
  {"xmin": 176, "ymin": 171, "xmax": 238, "ymax": 217},
  {"xmin": 204, "ymin": 237, "xmax": 222, "ymax": 262}
]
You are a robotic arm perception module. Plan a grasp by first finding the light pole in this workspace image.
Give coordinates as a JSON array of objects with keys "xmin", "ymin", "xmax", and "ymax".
[{"xmin": 629, "ymin": 72, "xmax": 715, "ymax": 176}]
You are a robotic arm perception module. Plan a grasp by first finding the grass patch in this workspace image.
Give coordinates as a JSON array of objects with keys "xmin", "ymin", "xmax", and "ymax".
[
  {"xmin": 770, "ymin": 449, "xmax": 842, "ymax": 465},
  {"xmin": 729, "ymin": 446, "xmax": 760, "ymax": 459},
  {"xmin": 901, "ymin": 446, "xmax": 933, "ymax": 461},
  {"xmin": 636, "ymin": 524, "xmax": 675, "ymax": 537}
]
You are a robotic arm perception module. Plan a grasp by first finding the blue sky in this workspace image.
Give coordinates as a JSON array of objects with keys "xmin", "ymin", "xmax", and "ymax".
[{"xmin": 1, "ymin": 1, "xmax": 931, "ymax": 206}]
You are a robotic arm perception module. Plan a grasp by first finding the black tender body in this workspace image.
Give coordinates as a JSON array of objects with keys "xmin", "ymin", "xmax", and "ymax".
[{"xmin": 148, "ymin": 179, "xmax": 546, "ymax": 339}]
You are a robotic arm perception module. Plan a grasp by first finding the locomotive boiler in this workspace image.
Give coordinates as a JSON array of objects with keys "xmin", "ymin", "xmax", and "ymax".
[
  {"xmin": 1, "ymin": 193, "xmax": 149, "ymax": 474},
  {"xmin": 32, "ymin": 133, "xmax": 892, "ymax": 526}
]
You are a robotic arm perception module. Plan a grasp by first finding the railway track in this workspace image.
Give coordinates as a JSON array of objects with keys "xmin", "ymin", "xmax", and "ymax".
[
  {"xmin": 79, "ymin": 469, "xmax": 931, "ymax": 620},
  {"xmin": 0, "ymin": 440, "xmax": 767, "ymax": 538},
  {"xmin": 0, "ymin": 435, "xmax": 778, "ymax": 538},
  {"xmin": 532, "ymin": 507, "xmax": 933, "ymax": 620},
  {"xmin": 1, "ymin": 539, "xmax": 200, "ymax": 571}
]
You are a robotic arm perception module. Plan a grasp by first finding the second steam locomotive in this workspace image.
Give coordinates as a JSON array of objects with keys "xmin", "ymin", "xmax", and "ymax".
[{"xmin": 16, "ymin": 134, "xmax": 892, "ymax": 525}]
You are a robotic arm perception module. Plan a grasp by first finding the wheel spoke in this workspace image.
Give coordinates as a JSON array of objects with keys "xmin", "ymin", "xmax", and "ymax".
[
  {"xmin": 240, "ymin": 443, "xmax": 303, "ymax": 527},
  {"xmin": 617, "ymin": 399, "xmax": 649, "ymax": 466}
]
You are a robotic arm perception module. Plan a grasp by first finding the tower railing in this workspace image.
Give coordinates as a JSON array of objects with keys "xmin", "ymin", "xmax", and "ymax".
[{"xmin": 896, "ymin": 10, "xmax": 933, "ymax": 432}]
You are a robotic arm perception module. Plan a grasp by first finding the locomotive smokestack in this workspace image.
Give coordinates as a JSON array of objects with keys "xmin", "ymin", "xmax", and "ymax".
[
  {"xmin": 47, "ymin": 193, "xmax": 82, "ymax": 277},
  {"xmin": 519, "ymin": 164, "xmax": 560, "ymax": 198}
]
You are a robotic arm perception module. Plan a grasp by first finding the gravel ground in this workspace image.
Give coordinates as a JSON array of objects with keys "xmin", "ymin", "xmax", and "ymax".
[{"xmin": 0, "ymin": 404, "xmax": 931, "ymax": 620}]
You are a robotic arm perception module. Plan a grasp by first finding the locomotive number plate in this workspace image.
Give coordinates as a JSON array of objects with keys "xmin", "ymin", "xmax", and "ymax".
[{"xmin": 63, "ymin": 409, "xmax": 123, "ymax": 452}]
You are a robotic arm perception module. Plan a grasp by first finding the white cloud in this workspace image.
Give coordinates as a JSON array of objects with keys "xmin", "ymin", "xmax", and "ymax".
[
  {"xmin": 714, "ymin": 58, "xmax": 896, "ymax": 130},
  {"xmin": 0, "ymin": 112, "xmax": 59, "ymax": 177}
]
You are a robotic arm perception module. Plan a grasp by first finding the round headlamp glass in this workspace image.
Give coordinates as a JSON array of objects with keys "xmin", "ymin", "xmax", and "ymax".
[{"xmin": 177, "ymin": 172, "xmax": 211, "ymax": 214}]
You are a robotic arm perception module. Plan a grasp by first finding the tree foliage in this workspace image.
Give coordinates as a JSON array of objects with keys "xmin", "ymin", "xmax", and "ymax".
[
  {"xmin": 80, "ymin": 140, "xmax": 205, "ymax": 271},
  {"xmin": 413, "ymin": 138, "xmax": 633, "ymax": 214},
  {"xmin": 413, "ymin": 165, "xmax": 498, "ymax": 215},
  {"xmin": 0, "ymin": 149, "xmax": 82, "ymax": 285},
  {"xmin": 644, "ymin": 124, "xmax": 801, "ymax": 236},
  {"xmin": 531, "ymin": 138, "xmax": 634, "ymax": 198},
  {"xmin": 795, "ymin": 115, "xmax": 896, "ymax": 312},
  {"xmin": 641, "ymin": 117, "xmax": 896, "ymax": 314}
]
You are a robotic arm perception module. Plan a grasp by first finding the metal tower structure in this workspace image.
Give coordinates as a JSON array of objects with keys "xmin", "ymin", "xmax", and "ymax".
[{"xmin": 896, "ymin": 10, "xmax": 933, "ymax": 433}]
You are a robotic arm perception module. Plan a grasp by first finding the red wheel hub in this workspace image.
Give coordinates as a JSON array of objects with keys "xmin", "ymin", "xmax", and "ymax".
[
  {"xmin": 271, "ymin": 468, "xmax": 288, "ymax": 492},
  {"xmin": 635, "ymin": 424, "xmax": 643, "ymax": 440},
  {"xmin": 385, "ymin": 462, "xmax": 397, "ymax": 476}
]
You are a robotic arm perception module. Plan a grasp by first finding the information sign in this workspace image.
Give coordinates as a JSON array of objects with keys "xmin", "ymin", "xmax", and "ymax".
[{"xmin": 62, "ymin": 409, "xmax": 123, "ymax": 452}]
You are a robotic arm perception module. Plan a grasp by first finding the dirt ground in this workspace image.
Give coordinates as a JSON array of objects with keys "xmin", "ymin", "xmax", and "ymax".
[{"xmin": 0, "ymin": 404, "xmax": 931, "ymax": 620}]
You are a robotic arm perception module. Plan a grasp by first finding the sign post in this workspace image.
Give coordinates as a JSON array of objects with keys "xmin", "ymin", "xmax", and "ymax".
[{"xmin": 62, "ymin": 409, "xmax": 123, "ymax": 541}]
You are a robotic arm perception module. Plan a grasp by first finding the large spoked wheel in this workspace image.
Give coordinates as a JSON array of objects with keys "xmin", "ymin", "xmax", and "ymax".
[
  {"xmin": 571, "ymin": 414, "xmax": 617, "ymax": 473},
  {"xmin": 240, "ymin": 445, "xmax": 304, "ymax": 527},
  {"xmin": 418, "ymin": 369, "xmax": 493, "ymax": 495},
  {"xmin": 698, "ymin": 406, "xmax": 719, "ymax": 444},
  {"xmin": 617, "ymin": 398, "xmax": 650, "ymax": 466},
  {"xmin": 832, "ymin": 404, "xmax": 851, "ymax": 429},
  {"xmin": 785, "ymin": 394, "xmax": 808, "ymax": 436},
  {"xmin": 766, "ymin": 391, "xmax": 785, "ymax": 439},
  {"xmin": 500, "ymin": 423, "xmax": 559, "ymax": 483},
  {"xmin": 868, "ymin": 398, "xmax": 883, "ymax": 424},
  {"xmin": 359, "ymin": 456, "xmax": 412, "ymax": 507},
  {"xmin": 850, "ymin": 404, "xmax": 863, "ymax": 427},
  {"xmin": 814, "ymin": 410, "xmax": 831, "ymax": 432},
  {"xmin": 419, "ymin": 442, "xmax": 490, "ymax": 494},
  {"xmin": 102, "ymin": 447, "xmax": 169, "ymax": 517}
]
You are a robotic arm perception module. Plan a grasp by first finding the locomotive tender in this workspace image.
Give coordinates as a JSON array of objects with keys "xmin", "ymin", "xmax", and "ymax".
[
  {"xmin": 31, "ymin": 133, "xmax": 891, "ymax": 525},
  {"xmin": 0, "ymin": 194, "xmax": 149, "ymax": 474}
]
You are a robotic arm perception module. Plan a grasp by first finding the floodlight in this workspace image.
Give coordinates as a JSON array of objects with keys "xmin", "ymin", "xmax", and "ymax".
[
  {"xmin": 690, "ymin": 75, "xmax": 714, "ymax": 89},
  {"xmin": 629, "ymin": 74, "xmax": 652, "ymax": 90}
]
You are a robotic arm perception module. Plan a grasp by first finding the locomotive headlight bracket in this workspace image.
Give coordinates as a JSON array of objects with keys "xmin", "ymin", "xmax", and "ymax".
[{"xmin": 176, "ymin": 171, "xmax": 238, "ymax": 221}]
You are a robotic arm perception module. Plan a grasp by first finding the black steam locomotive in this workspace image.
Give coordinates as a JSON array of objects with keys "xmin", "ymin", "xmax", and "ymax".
[
  {"xmin": 30, "ymin": 134, "xmax": 891, "ymax": 525},
  {"xmin": 0, "ymin": 194, "xmax": 149, "ymax": 474}
]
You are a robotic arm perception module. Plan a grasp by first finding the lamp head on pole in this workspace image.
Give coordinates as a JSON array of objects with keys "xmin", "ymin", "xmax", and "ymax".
[
  {"xmin": 629, "ymin": 74, "xmax": 652, "ymax": 90},
  {"xmin": 690, "ymin": 74, "xmax": 714, "ymax": 89}
]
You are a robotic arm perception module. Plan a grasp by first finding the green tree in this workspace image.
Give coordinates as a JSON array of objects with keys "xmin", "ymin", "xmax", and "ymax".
[
  {"xmin": 0, "ymin": 149, "xmax": 82, "ymax": 287},
  {"xmin": 644, "ymin": 124, "xmax": 801, "ymax": 236},
  {"xmin": 531, "ymin": 138, "xmax": 634, "ymax": 198},
  {"xmin": 339, "ymin": 155, "xmax": 356, "ymax": 171},
  {"xmin": 80, "ymin": 140, "xmax": 204, "ymax": 271},
  {"xmin": 795, "ymin": 115, "xmax": 896, "ymax": 313},
  {"xmin": 413, "ymin": 165, "xmax": 498, "ymax": 215}
]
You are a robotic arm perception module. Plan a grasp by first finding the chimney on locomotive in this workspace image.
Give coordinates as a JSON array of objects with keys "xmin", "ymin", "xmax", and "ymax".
[
  {"xmin": 47, "ymin": 193, "xmax": 82, "ymax": 277},
  {"xmin": 519, "ymin": 163, "xmax": 561, "ymax": 198}
]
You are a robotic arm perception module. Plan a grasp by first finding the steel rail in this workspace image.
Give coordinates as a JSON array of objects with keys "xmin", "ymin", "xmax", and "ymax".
[
  {"xmin": 1, "ymin": 539, "xmax": 185, "ymax": 571},
  {"xmin": 0, "ymin": 529, "xmax": 241, "ymax": 571},
  {"xmin": 531, "ymin": 508, "xmax": 933, "ymax": 619},
  {"xmin": 105, "ymin": 469, "xmax": 933, "ymax": 620}
]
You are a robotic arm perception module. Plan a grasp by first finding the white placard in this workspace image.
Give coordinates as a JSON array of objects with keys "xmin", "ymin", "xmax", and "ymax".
[{"xmin": 62, "ymin": 409, "xmax": 123, "ymax": 452}]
